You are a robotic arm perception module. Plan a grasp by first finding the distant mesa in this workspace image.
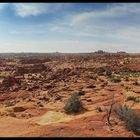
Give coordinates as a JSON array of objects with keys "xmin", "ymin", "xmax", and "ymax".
[
  {"xmin": 94, "ymin": 50, "xmax": 108, "ymax": 54},
  {"xmin": 93, "ymin": 50, "xmax": 128, "ymax": 55},
  {"xmin": 55, "ymin": 52, "xmax": 60, "ymax": 54},
  {"xmin": 117, "ymin": 51, "xmax": 127, "ymax": 54}
]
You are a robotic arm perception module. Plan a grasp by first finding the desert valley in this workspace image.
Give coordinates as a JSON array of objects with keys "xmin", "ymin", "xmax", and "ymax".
[
  {"xmin": 1, "ymin": 3, "xmax": 140, "ymax": 137},
  {"xmin": 0, "ymin": 51, "xmax": 139, "ymax": 137}
]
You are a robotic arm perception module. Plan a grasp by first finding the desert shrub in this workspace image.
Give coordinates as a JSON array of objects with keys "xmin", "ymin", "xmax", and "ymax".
[
  {"xmin": 5, "ymin": 101, "xmax": 14, "ymax": 107},
  {"xmin": 126, "ymin": 71, "xmax": 140, "ymax": 77},
  {"xmin": 63, "ymin": 93, "xmax": 83, "ymax": 113},
  {"xmin": 77, "ymin": 90, "xmax": 85, "ymax": 96},
  {"xmin": 110, "ymin": 75, "xmax": 121, "ymax": 83},
  {"xmin": 114, "ymin": 105, "xmax": 140, "ymax": 135},
  {"xmin": 126, "ymin": 96, "xmax": 136, "ymax": 102},
  {"xmin": 106, "ymin": 69, "xmax": 112, "ymax": 76}
]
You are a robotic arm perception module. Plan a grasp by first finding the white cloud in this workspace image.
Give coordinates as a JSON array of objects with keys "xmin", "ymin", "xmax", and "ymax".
[
  {"xmin": 13, "ymin": 3, "xmax": 50, "ymax": 17},
  {"xmin": 12, "ymin": 3, "xmax": 64, "ymax": 17},
  {"xmin": 52, "ymin": 3, "xmax": 140, "ymax": 51},
  {"xmin": 71, "ymin": 4, "xmax": 140, "ymax": 26}
]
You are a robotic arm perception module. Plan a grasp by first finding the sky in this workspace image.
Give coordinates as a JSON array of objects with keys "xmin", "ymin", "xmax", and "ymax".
[{"xmin": 0, "ymin": 3, "xmax": 140, "ymax": 53}]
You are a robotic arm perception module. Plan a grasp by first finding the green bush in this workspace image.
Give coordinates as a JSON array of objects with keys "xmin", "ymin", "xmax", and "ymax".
[
  {"xmin": 5, "ymin": 101, "xmax": 14, "ymax": 107},
  {"xmin": 110, "ymin": 75, "xmax": 121, "ymax": 83},
  {"xmin": 77, "ymin": 90, "xmax": 85, "ymax": 96},
  {"xmin": 114, "ymin": 105, "xmax": 140, "ymax": 135},
  {"xmin": 63, "ymin": 93, "xmax": 83, "ymax": 113},
  {"xmin": 126, "ymin": 96, "xmax": 136, "ymax": 102},
  {"xmin": 106, "ymin": 69, "xmax": 112, "ymax": 76}
]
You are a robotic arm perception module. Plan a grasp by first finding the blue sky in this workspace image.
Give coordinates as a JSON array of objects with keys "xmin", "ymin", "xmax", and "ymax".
[{"xmin": 0, "ymin": 3, "xmax": 140, "ymax": 53}]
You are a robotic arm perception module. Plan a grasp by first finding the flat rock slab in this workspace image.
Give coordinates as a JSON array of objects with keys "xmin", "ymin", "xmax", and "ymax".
[{"xmin": 37, "ymin": 111, "xmax": 73, "ymax": 125}]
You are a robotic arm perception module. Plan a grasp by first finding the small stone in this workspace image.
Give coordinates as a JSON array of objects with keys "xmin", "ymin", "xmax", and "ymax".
[
  {"xmin": 78, "ymin": 91, "xmax": 85, "ymax": 96},
  {"xmin": 55, "ymin": 96, "xmax": 62, "ymax": 101},
  {"xmin": 87, "ymin": 99, "xmax": 92, "ymax": 102},
  {"xmin": 96, "ymin": 107, "xmax": 102, "ymax": 112},
  {"xmin": 37, "ymin": 101, "xmax": 44, "ymax": 107}
]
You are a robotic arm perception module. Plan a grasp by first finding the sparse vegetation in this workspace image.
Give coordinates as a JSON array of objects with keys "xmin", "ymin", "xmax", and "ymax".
[
  {"xmin": 63, "ymin": 93, "xmax": 83, "ymax": 113},
  {"xmin": 126, "ymin": 96, "xmax": 137, "ymax": 102},
  {"xmin": 107, "ymin": 92, "xmax": 115, "ymax": 125},
  {"xmin": 106, "ymin": 69, "xmax": 112, "ymax": 76},
  {"xmin": 77, "ymin": 90, "xmax": 85, "ymax": 96},
  {"xmin": 4, "ymin": 101, "xmax": 14, "ymax": 107},
  {"xmin": 124, "ymin": 71, "xmax": 140, "ymax": 77},
  {"xmin": 109, "ymin": 75, "xmax": 121, "ymax": 83},
  {"xmin": 0, "ymin": 53, "xmax": 140, "ymax": 136},
  {"xmin": 114, "ymin": 105, "xmax": 140, "ymax": 135},
  {"xmin": 126, "ymin": 96, "xmax": 140, "ymax": 103}
]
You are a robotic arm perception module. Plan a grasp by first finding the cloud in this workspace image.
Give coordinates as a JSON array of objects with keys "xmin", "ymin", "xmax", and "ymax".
[
  {"xmin": 13, "ymin": 3, "xmax": 50, "ymax": 17},
  {"xmin": 8, "ymin": 4, "xmax": 140, "ymax": 43},
  {"xmin": 54, "ymin": 3, "xmax": 140, "ymax": 48},
  {"xmin": 71, "ymin": 4, "xmax": 140, "ymax": 26},
  {"xmin": 12, "ymin": 3, "xmax": 64, "ymax": 17}
]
